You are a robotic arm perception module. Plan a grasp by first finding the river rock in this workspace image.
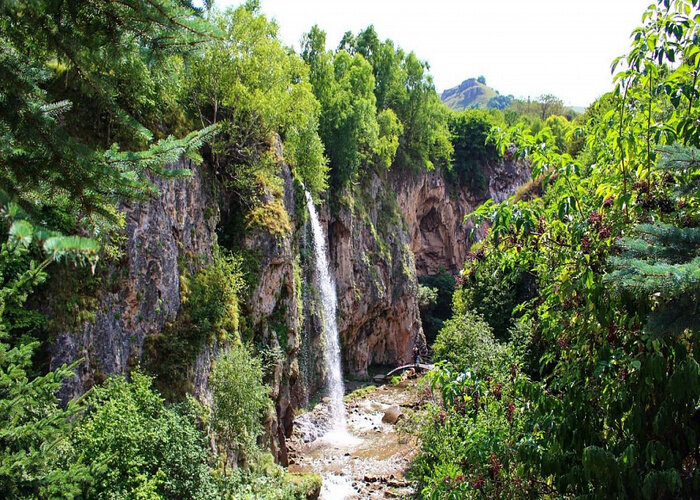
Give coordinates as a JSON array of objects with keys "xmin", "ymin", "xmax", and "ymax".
[{"xmin": 381, "ymin": 405, "xmax": 403, "ymax": 424}]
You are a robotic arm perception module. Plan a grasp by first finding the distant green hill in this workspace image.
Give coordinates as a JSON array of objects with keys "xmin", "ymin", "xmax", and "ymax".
[{"xmin": 440, "ymin": 78, "xmax": 500, "ymax": 111}]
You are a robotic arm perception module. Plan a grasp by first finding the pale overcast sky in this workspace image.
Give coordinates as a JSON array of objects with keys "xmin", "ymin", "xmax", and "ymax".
[{"xmin": 218, "ymin": 0, "xmax": 652, "ymax": 107}]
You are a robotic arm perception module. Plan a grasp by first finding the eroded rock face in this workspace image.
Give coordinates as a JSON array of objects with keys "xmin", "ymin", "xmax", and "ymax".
[
  {"xmin": 49, "ymin": 158, "xmax": 218, "ymax": 401},
  {"xmin": 237, "ymin": 164, "xmax": 306, "ymax": 465},
  {"xmin": 48, "ymin": 157, "xmax": 304, "ymax": 465},
  {"xmin": 393, "ymin": 160, "xmax": 529, "ymax": 276},
  {"xmin": 328, "ymin": 173, "xmax": 424, "ymax": 378}
]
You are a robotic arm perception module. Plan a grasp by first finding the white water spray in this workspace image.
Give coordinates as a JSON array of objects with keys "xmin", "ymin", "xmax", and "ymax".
[{"xmin": 304, "ymin": 190, "xmax": 348, "ymax": 433}]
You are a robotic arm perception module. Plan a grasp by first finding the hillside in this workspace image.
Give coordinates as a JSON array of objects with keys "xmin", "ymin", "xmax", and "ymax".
[
  {"xmin": 2, "ymin": 0, "xmax": 699, "ymax": 498},
  {"xmin": 440, "ymin": 77, "xmax": 498, "ymax": 110}
]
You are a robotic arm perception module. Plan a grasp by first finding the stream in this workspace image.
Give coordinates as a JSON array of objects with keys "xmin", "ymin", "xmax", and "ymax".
[
  {"xmin": 301, "ymin": 190, "xmax": 423, "ymax": 498},
  {"xmin": 287, "ymin": 377, "xmax": 423, "ymax": 499}
]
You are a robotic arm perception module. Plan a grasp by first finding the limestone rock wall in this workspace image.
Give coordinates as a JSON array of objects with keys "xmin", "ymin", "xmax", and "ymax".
[
  {"xmin": 235, "ymin": 164, "xmax": 306, "ymax": 465},
  {"xmin": 49, "ymin": 158, "xmax": 218, "ymax": 401},
  {"xmin": 393, "ymin": 160, "xmax": 530, "ymax": 276},
  {"xmin": 328, "ymin": 174, "xmax": 423, "ymax": 378}
]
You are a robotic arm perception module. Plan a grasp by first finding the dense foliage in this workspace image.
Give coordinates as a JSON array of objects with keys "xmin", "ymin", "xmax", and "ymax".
[
  {"xmin": 418, "ymin": 270, "xmax": 456, "ymax": 344},
  {"xmin": 446, "ymin": 110, "xmax": 499, "ymax": 192},
  {"xmin": 415, "ymin": 1, "xmax": 700, "ymax": 497},
  {"xmin": 210, "ymin": 342, "xmax": 269, "ymax": 466},
  {"xmin": 146, "ymin": 248, "xmax": 244, "ymax": 398},
  {"xmin": 0, "ymin": 0, "xmax": 215, "ymax": 236},
  {"xmin": 72, "ymin": 373, "xmax": 219, "ymax": 499},
  {"xmin": 187, "ymin": 5, "xmax": 328, "ymax": 198},
  {"xmin": 0, "ymin": 240, "xmax": 88, "ymax": 498},
  {"xmin": 302, "ymin": 24, "xmax": 452, "ymax": 192}
]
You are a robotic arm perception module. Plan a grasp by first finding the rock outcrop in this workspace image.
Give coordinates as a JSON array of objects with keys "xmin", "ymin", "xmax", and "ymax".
[
  {"xmin": 393, "ymin": 160, "xmax": 529, "ymax": 276},
  {"xmin": 49, "ymin": 158, "xmax": 218, "ymax": 401},
  {"xmin": 440, "ymin": 77, "xmax": 498, "ymax": 111},
  {"xmin": 48, "ymin": 157, "xmax": 305, "ymax": 464},
  {"xmin": 329, "ymin": 173, "xmax": 423, "ymax": 378},
  {"xmin": 234, "ymin": 164, "xmax": 305, "ymax": 465}
]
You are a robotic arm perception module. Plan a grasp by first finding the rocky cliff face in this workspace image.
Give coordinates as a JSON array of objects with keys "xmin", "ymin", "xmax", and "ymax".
[
  {"xmin": 48, "ymin": 156, "xmax": 305, "ymax": 464},
  {"xmin": 393, "ymin": 160, "xmax": 530, "ymax": 276},
  {"xmin": 49, "ymin": 158, "xmax": 218, "ymax": 401},
  {"xmin": 46, "ymin": 149, "xmax": 527, "ymax": 466},
  {"xmin": 231, "ymin": 164, "xmax": 306, "ymax": 465},
  {"xmin": 329, "ymin": 173, "xmax": 423, "ymax": 378}
]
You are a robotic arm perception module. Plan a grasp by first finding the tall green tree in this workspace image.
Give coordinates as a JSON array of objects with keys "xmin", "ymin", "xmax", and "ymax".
[
  {"xmin": 302, "ymin": 26, "xmax": 401, "ymax": 189},
  {"xmin": 0, "ymin": 0, "xmax": 215, "ymax": 237},
  {"xmin": 0, "ymin": 234, "xmax": 91, "ymax": 498},
  {"xmin": 188, "ymin": 5, "xmax": 328, "ymax": 196}
]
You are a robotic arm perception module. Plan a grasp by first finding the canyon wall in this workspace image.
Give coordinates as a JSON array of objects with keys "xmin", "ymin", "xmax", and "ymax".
[
  {"xmin": 47, "ymin": 152, "xmax": 527, "ymax": 465},
  {"xmin": 49, "ymin": 158, "xmax": 219, "ymax": 401},
  {"xmin": 330, "ymin": 174, "xmax": 422, "ymax": 378},
  {"xmin": 393, "ymin": 159, "xmax": 530, "ymax": 276}
]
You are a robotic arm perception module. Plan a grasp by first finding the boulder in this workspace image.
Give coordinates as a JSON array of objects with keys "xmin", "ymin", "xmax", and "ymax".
[{"xmin": 381, "ymin": 405, "xmax": 403, "ymax": 424}]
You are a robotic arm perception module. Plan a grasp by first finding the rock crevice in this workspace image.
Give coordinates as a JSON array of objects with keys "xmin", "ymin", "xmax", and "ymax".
[{"xmin": 393, "ymin": 160, "xmax": 529, "ymax": 276}]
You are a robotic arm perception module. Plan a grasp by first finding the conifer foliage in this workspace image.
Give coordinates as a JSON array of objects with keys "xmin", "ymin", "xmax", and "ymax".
[{"xmin": 0, "ymin": 0, "xmax": 216, "ymax": 233}]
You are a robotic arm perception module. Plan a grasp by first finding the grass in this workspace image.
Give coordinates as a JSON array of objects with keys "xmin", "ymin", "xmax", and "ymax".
[{"xmin": 344, "ymin": 384, "xmax": 377, "ymax": 403}]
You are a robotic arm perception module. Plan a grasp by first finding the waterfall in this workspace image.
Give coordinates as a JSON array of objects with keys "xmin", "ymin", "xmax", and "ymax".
[{"xmin": 304, "ymin": 190, "xmax": 347, "ymax": 433}]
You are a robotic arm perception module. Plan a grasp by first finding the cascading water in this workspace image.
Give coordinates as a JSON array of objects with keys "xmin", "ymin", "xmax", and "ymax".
[{"xmin": 304, "ymin": 189, "xmax": 348, "ymax": 434}]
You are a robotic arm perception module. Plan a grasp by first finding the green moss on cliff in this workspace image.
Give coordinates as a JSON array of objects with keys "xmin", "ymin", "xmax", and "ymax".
[{"xmin": 145, "ymin": 247, "xmax": 244, "ymax": 399}]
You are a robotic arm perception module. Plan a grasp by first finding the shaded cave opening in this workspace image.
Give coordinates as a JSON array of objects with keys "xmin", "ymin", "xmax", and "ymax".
[{"xmin": 417, "ymin": 268, "xmax": 456, "ymax": 347}]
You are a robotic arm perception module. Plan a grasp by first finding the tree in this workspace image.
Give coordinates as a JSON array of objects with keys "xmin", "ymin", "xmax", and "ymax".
[
  {"xmin": 608, "ymin": 145, "xmax": 700, "ymax": 335},
  {"xmin": 188, "ymin": 7, "xmax": 328, "ymax": 196},
  {"xmin": 210, "ymin": 343, "xmax": 269, "ymax": 467},
  {"xmin": 316, "ymin": 26, "xmax": 452, "ymax": 174},
  {"xmin": 0, "ymin": 0, "xmax": 216, "ymax": 236},
  {"xmin": 544, "ymin": 114, "xmax": 573, "ymax": 153},
  {"xmin": 389, "ymin": 51, "xmax": 452, "ymax": 170},
  {"xmin": 0, "ymin": 235, "xmax": 91, "ymax": 498},
  {"xmin": 432, "ymin": 311, "xmax": 502, "ymax": 376},
  {"xmin": 448, "ymin": 110, "xmax": 499, "ymax": 190},
  {"xmin": 302, "ymin": 27, "xmax": 402, "ymax": 188},
  {"xmin": 419, "ymin": 2, "xmax": 700, "ymax": 496},
  {"xmin": 72, "ymin": 373, "xmax": 218, "ymax": 498},
  {"xmin": 487, "ymin": 94, "xmax": 514, "ymax": 110},
  {"xmin": 536, "ymin": 93, "xmax": 564, "ymax": 120}
]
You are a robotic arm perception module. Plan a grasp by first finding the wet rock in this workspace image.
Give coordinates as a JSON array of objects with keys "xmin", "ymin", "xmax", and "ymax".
[{"xmin": 382, "ymin": 405, "xmax": 403, "ymax": 424}]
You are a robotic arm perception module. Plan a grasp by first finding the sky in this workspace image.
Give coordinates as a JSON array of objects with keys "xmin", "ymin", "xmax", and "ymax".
[{"xmin": 219, "ymin": 0, "xmax": 653, "ymax": 107}]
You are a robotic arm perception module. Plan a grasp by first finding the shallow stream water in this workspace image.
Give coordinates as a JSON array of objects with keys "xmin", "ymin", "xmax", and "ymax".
[{"xmin": 288, "ymin": 379, "xmax": 423, "ymax": 499}]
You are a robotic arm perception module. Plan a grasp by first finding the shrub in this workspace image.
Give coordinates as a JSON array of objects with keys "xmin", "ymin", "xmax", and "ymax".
[
  {"xmin": 454, "ymin": 252, "xmax": 537, "ymax": 341},
  {"xmin": 210, "ymin": 343, "xmax": 269, "ymax": 465},
  {"xmin": 412, "ymin": 330, "xmax": 542, "ymax": 499},
  {"xmin": 447, "ymin": 109, "xmax": 499, "ymax": 192},
  {"xmin": 146, "ymin": 248, "xmax": 244, "ymax": 398},
  {"xmin": 432, "ymin": 311, "xmax": 502, "ymax": 375},
  {"xmin": 218, "ymin": 451, "xmax": 321, "ymax": 500},
  {"xmin": 72, "ymin": 372, "xmax": 218, "ymax": 499}
]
